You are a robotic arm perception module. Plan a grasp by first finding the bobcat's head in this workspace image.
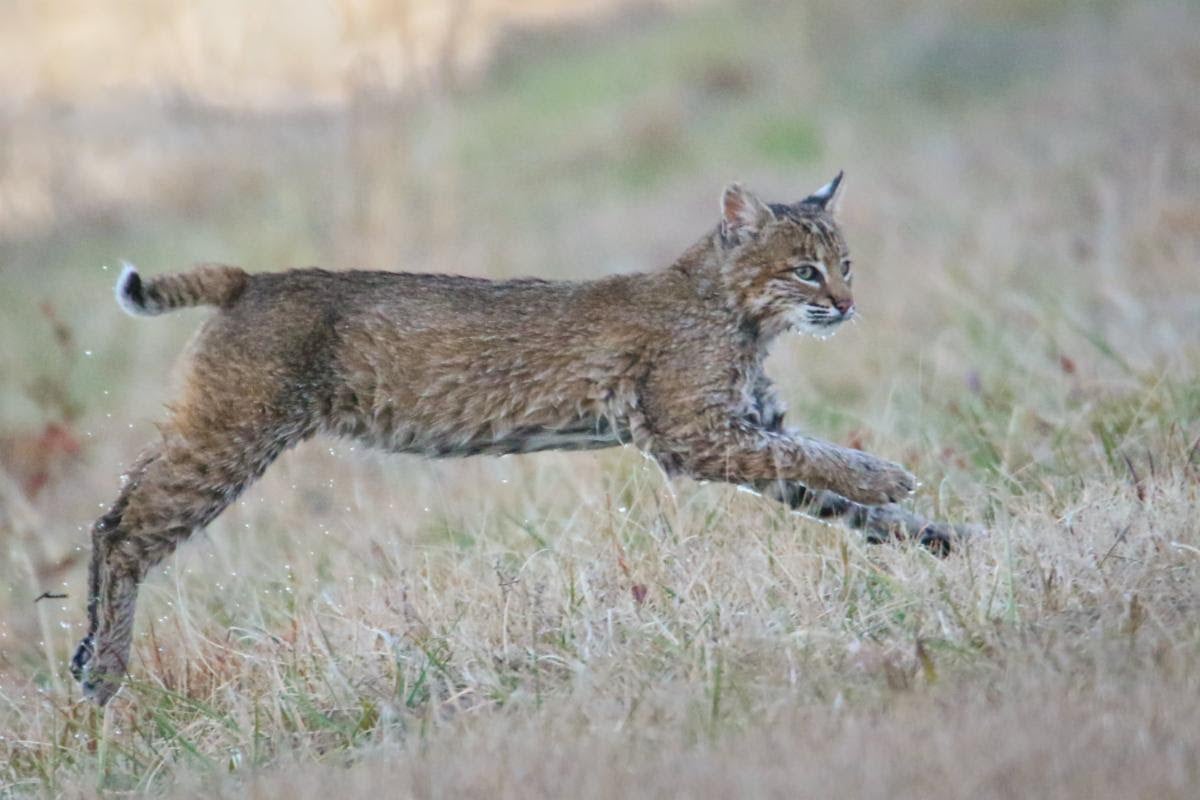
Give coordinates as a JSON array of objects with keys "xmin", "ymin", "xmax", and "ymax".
[{"xmin": 716, "ymin": 173, "xmax": 853, "ymax": 341}]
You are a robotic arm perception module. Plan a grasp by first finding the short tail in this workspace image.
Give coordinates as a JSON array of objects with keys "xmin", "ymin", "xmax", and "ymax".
[{"xmin": 115, "ymin": 262, "xmax": 248, "ymax": 316}]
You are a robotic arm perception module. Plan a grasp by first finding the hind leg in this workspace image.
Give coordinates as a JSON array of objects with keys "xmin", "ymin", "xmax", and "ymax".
[
  {"xmin": 72, "ymin": 422, "xmax": 294, "ymax": 705},
  {"xmin": 71, "ymin": 448, "xmax": 158, "ymax": 692}
]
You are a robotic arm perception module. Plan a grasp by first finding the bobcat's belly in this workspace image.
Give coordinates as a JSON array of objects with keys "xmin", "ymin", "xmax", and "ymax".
[
  {"xmin": 331, "ymin": 403, "xmax": 629, "ymax": 458},
  {"xmin": 427, "ymin": 415, "xmax": 629, "ymax": 457}
]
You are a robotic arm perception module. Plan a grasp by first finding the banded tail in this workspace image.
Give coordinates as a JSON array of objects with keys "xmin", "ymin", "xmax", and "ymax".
[{"xmin": 115, "ymin": 262, "xmax": 248, "ymax": 316}]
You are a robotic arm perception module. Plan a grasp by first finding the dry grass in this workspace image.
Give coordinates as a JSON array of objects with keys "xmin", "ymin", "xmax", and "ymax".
[{"xmin": 2, "ymin": 0, "xmax": 1200, "ymax": 797}]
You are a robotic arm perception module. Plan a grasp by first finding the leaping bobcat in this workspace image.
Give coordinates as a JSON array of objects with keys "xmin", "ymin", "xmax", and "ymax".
[{"xmin": 73, "ymin": 173, "xmax": 969, "ymax": 705}]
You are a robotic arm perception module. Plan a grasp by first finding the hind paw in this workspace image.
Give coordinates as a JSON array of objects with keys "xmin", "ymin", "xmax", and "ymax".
[{"xmin": 71, "ymin": 635, "xmax": 125, "ymax": 706}]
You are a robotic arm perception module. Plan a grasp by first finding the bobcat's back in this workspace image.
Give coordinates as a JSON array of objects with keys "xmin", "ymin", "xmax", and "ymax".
[{"xmin": 173, "ymin": 266, "xmax": 710, "ymax": 459}]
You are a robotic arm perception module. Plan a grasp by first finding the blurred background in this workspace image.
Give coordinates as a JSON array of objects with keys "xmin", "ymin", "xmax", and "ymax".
[
  {"xmin": 1, "ymin": 2, "xmax": 1199, "ymax": 788},
  {"xmin": 3, "ymin": 0, "xmax": 1200, "ymax": 627}
]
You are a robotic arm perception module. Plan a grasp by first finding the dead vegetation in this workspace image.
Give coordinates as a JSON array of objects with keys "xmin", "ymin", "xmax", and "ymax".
[{"xmin": 1, "ymin": 0, "xmax": 1199, "ymax": 797}]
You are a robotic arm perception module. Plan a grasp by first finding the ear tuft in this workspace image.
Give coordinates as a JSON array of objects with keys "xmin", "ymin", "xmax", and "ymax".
[
  {"xmin": 721, "ymin": 183, "xmax": 774, "ymax": 241},
  {"xmin": 800, "ymin": 170, "xmax": 845, "ymax": 212}
]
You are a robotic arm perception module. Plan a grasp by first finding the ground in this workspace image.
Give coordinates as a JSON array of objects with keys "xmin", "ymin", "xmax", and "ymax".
[{"xmin": 1, "ymin": 1, "xmax": 1199, "ymax": 797}]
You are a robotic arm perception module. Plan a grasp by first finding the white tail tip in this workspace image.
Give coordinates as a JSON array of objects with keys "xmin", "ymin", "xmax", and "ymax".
[{"xmin": 114, "ymin": 261, "xmax": 146, "ymax": 316}]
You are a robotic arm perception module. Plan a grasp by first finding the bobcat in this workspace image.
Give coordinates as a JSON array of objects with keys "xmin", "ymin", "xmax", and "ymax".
[{"xmin": 72, "ymin": 173, "xmax": 967, "ymax": 705}]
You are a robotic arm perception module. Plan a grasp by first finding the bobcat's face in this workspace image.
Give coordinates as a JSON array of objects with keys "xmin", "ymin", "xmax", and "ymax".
[{"xmin": 717, "ymin": 174, "xmax": 854, "ymax": 340}]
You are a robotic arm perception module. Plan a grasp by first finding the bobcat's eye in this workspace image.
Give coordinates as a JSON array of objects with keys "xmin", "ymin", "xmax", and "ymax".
[
  {"xmin": 840, "ymin": 259, "xmax": 852, "ymax": 280},
  {"xmin": 793, "ymin": 265, "xmax": 820, "ymax": 283}
]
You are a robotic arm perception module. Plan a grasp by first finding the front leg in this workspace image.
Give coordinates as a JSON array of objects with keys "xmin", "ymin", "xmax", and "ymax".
[
  {"xmin": 643, "ymin": 422, "xmax": 969, "ymax": 549},
  {"xmin": 634, "ymin": 355, "xmax": 916, "ymax": 505},
  {"xmin": 633, "ymin": 355, "xmax": 966, "ymax": 546},
  {"xmin": 647, "ymin": 420, "xmax": 916, "ymax": 507}
]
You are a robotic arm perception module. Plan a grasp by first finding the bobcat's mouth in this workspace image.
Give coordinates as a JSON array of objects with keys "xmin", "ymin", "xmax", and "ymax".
[{"xmin": 791, "ymin": 304, "xmax": 851, "ymax": 336}]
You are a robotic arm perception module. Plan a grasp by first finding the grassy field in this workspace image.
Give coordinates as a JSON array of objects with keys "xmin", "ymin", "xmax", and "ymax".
[{"xmin": 2, "ymin": 0, "xmax": 1200, "ymax": 796}]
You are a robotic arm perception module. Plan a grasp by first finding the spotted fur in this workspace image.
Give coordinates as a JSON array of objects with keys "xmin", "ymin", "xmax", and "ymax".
[{"xmin": 73, "ymin": 176, "xmax": 966, "ymax": 705}]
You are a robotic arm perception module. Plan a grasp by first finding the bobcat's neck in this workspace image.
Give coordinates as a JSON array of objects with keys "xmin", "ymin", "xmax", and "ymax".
[{"xmin": 668, "ymin": 229, "xmax": 774, "ymax": 350}]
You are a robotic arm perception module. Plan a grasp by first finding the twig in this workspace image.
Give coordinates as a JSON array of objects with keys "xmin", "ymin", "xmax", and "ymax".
[
  {"xmin": 1122, "ymin": 454, "xmax": 1145, "ymax": 502},
  {"xmin": 1098, "ymin": 524, "xmax": 1132, "ymax": 569},
  {"xmin": 33, "ymin": 591, "xmax": 68, "ymax": 604}
]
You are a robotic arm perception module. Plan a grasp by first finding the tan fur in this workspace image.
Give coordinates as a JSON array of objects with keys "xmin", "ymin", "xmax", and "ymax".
[{"xmin": 73, "ymin": 178, "xmax": 966, "ymax": 705}]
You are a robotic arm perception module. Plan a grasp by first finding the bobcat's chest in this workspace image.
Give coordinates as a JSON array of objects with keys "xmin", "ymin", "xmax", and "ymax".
[{"xmin": 735, "ymin": 366, "xmax": 786, "ymax": 432}]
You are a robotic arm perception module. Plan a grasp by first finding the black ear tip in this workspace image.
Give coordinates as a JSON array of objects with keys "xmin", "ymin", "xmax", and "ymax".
[{"xmin": 799, "ymin": 170, "xmax": 845, "ymax": 210}]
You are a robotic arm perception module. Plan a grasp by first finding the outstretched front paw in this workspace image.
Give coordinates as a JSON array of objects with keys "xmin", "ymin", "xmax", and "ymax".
[{"xmin": 843, "ymin": 453, "xmax": 916, "ymax": 506}]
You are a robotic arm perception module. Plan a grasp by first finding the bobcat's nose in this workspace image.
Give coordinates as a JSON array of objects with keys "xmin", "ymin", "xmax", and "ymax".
[{"xmin": 834, "ymin": 299, "xmax": 854, "ymax": 316}]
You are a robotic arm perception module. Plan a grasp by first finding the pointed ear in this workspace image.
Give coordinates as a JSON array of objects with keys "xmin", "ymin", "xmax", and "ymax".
[
  {"xmin": 800, "ymin": 170, "xmax": 844, "ymax": 212},
  {"xmin": 721, "ymin": 183, "xmax": 775, "ymax": 241}
]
